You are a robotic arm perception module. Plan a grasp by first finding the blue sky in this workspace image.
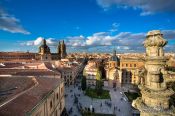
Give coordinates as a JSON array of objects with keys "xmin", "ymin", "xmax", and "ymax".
[{"xmin": 0, "ymin": 0, "xmax": 175, "ymax": 53}]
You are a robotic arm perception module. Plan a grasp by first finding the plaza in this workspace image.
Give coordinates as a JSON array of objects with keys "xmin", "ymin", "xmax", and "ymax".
[{"xmin": 65, "ymin": 81, "xmax": 132, "ymax": 116}]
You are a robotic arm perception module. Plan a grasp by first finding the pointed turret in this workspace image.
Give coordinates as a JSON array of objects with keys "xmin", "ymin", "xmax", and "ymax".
[
  {"xmin": 60, "ymin": 40, "xmax": 67, "ymax": 59},
  {"xmin": 113, "ymin": 49, "xmax": 116, "ymax": 56},
  {"xmin": 42, "ymin": 39, "xmax": 46, "ymax": 45},
  {"xmin": 57, "ymin": 41, "xmax": 61, "ymax": 55},
  {"xmin": 38, "ymin": 39, "xmax": 50, "ymax": 55},
  {"xmin": 109, "ymin": 49, "xmax": 120, "ymax": 67}
]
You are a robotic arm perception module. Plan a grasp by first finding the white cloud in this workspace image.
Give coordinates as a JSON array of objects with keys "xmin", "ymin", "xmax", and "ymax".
[
  {"xmin": 162, "ymin": 30, "xmax": 175, "ymax": 39},
  {"xmin": 46, "ymin": 38, "xmax": 57, "ymax": 45},
  {"xmin": 86, "ymin": 32, "xmax": 114, "ymax": 46},
  {"xmin": 66, "ymin": 29, "xmax": 175, "ymax": 52},
  {"xmin": 109, "ymin": 22, "xmax": 120, "ymax": 32},
  {"xmin": 21, "ymin": 30, "xmax": 175, "ymax": 53},
  {"xmin": 66, "ymin": 35, "xmax": 86, "ymax": 47},
  {"xmin": 34, "ymin": 37, "xmax": 43, "ymax": 45},
  {"xmin": 0, "ymin": 6, "xmax": 30, "ymax": 34},
  {"xmin": 21, "ymin": 37, "xmax": 57, "ymax": 46},
  {"xmin": 97, "ymin": 0, "xmax": 175, "ymax": 15}
]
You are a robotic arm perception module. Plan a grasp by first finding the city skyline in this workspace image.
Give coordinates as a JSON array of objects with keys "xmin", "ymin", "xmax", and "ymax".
[{"xmin": 0, "ymin": 0, "xmax": 175, "ymax": 53}]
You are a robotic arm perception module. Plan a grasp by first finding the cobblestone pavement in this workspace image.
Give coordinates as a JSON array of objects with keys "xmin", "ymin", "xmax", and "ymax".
[{"xmin": 65, "ymin": 84, "xmax": 132, "ymax": 116}]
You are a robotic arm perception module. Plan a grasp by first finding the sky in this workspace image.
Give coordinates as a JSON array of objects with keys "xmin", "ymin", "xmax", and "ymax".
[{"xmin": 0, "ymin": 0, "xmax": 175, "ymax": 53}]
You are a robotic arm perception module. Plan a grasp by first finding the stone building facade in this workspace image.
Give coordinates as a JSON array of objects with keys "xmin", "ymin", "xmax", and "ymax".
[
  {"xmin": 132, "ymin": 30, "xmax": 175, "ymax": 116},
  {"xmin": 38, "ymin": 39, "xmax": 67, "ymax": 61},
  {"xmin": 120, "ymin": 59, "xmax": 144, "ymax": 85},
  {"xmin": 0, "ymin": 39, "xmax": 67, "ymax": 61},
  {"xmin": 106, "ymin": 49, "xmax": 122, "ymax": 87},
  {"xmin": 83, "ymin": 60, "xmax": 98, "ymax": 86},
  {"xmin": 0, "ymin": 52, "xmax": 36, "ymax": 61},
  {"xmin": 26, "ymin": 80, "xmax": 65, "ymax": 116},
  {"xmin": 0, "ymin": 68, "xmax": 65, "ymax": 116},
  {"xmin": 106, "ymin": 50, "xmax": 144, "ymax": 88},
  {"xmin": 38, "ymin": 39, "xmax": 52, "ymax": 61}
]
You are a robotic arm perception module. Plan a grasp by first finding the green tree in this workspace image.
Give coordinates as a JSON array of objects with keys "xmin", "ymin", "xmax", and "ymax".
[
  {"xmin": 96, "ymin": 60, "xmax": 106, "ymax": 79},
  {"xmin": 83, "ymin": 69, "xmax": 87, "ymax": 77},
  {"xmin": 81, "ymin": 76, "xmax": 87, "ymax": 91},
  {"xmin": 96, "ymin": 69, "xmax": 103, "ymax": 95}
]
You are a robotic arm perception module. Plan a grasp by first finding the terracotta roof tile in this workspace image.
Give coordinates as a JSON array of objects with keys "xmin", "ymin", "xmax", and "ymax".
[{"xmin": 0, "ymin": 77, "xmax": 62, "ymax": 116}]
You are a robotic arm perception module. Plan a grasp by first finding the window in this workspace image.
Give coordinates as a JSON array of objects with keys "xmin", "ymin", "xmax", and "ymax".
[
  {"xmin": 130, "ymin": 72, "xmax": 132, "ymax": 77},
  {"xmin": 134, "ymin": 64, "xmax": 136, "ymax": 67},
  {"xmin": 130, "ymin": 64, "xmax": 132, "ymax": 67},
  {"xmin": 50, "ymin": 101, "xmax": 53, "ymax": 109},
  {"xmin": 57, "ymin": 93, "xmax": 59, "ymax": 99},
  {"xmin": 126, "ymin": 64, "xmax": 128, "ymax": 67},
  {"xmin": 60, "ymin": 102, "xmax": 62, "ymax": 110}
]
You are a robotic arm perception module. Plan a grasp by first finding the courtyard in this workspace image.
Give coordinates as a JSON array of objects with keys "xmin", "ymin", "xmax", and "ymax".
[{"xmin": 65, "ymin": 82, "xmax": 132, "ymax": 116}]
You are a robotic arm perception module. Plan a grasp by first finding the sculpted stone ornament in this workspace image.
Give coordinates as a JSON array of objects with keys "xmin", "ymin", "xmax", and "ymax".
[
  {"xmin": 144, "ymin": 30, "xmax": 167, "ymax": 57},
  {"xmin": 132, "ymin": 30, "xmax": 175, "ymax": 116},
  {"xmin": 138, "ymin": 67, "xmax": 146, "ymax": 85}
]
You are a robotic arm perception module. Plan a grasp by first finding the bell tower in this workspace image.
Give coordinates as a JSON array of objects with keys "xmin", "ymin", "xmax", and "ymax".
[
  {"xmin": 60, "ymin": 40, "xmax": 67, "ymax": 59},
  {"xmin": 38, "ymin": 39, "xmax": 51, "ymax": 60}
]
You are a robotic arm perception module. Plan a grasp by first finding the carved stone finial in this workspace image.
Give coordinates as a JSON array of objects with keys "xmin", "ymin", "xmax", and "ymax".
[{"xmin": 144, "ymin": 30, "xmax": 167, "ymax": 48}]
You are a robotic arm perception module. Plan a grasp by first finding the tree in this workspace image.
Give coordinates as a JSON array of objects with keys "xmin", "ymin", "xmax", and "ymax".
[
  {"xmin": 81, "ymin": 76, "xmax": 87, "ymax": 91},
  {"xmin": 96, "ymin": 69, "xmax": 103, "ymax": 95},
  {"xmin": 97, "ymin": 60, "xmax": 106, "ymax": 79},
  {"xmin": 83, "ymin": 69, "xmax": 87, "ymax": 77}
]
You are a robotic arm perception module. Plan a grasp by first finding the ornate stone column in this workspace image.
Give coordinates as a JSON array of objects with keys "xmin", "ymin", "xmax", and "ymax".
[{"xmin": 132, "ymin": 30, "xmax": 175, "ymax": 116}]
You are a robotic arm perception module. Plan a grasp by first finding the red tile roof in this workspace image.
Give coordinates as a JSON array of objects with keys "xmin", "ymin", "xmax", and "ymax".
[
  {"xmin": 0, "ymin": 76, "xmax": 62, "ymax": 116},
  {"xmin": 0, "ymin": 69, "xmax": 61, "ymax": 76}
]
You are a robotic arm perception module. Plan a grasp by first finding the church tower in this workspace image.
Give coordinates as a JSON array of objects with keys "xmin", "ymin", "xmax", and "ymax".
[
  {"xmin": 39, "ymin": 39, "xmax": 50, "ymax": 55},
  {"xmin": 57, "ymin": 41, "xmax": 61, "ymax": 56},
  {"xmin": 132, "ymin": 30, "xmax": 175, "ymax": 116},
  {"xmin": 38, "ymin": 39, "xmax": 51, "ymax": 60},
  {"xmin": 60, "ymin": 40, "xmax": 67, "ymax": 59},
  {"xmin": 109, "ymin": 49, "xmax": 120, "ymax": 68},
  {"xmin": 106, "ymin": 49, "xmax": 121, "ymax": 88}
]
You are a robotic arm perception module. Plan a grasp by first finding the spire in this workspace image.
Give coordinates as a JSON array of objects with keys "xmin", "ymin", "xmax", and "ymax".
[
  {"xmin": 113, "ymin": 49, "xmax": 116, "ymax": 56},
  {"xmin": 58, "ymin": 41, "xmax": 61, "ymax": 47},
  {"xmin": 42, "ymin": 39, "xmax": 46, "ymax": 45},
  {"xmin": 57, "ymin": 41, "xmax": 61, "ymax": 54}
]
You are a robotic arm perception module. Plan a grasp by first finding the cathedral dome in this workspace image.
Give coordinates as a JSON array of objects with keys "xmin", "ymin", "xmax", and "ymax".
[
  {"xmin": 39, "ymin": 39, "xmax": 50, "ymax": 54},
  {"xmin": 110, "ymin": 49, "xmax": 120, "ymax": 62}
]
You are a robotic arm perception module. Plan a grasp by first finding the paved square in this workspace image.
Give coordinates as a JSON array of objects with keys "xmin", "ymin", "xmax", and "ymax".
[{"xmin": 65, "ymin": 84, "xmax": 132, "ymax": 116}]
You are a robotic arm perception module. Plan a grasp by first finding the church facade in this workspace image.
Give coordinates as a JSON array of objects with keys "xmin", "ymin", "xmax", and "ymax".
[
  {"xmin": 106, "ymin": 49, "xmax": 122, "ymax": 88},
  {"xmin": 38, "ymin": 39, "xmax": 67, "ymax": 61},
  {"xmin": 106, "ymin": 49, "xmax": 144, "ymax": 88}
]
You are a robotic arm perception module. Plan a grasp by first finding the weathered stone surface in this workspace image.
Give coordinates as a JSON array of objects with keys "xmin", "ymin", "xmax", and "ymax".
[{"xmin": 132, "ymin": 30, "xmax": 175, "ymax": 116}]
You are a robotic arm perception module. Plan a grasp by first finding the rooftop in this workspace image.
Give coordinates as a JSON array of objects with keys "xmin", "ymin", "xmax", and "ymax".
[{"xmin": 0, "ymin": 76, "xmax": 63, "ymax": 116}]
